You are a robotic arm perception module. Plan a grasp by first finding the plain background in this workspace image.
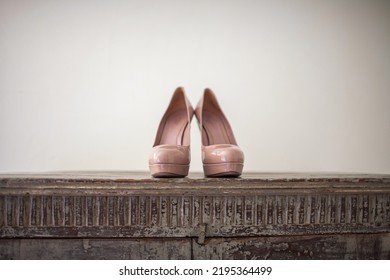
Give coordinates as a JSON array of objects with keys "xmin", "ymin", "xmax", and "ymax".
[{"xmin": 0, "ymin": 0, "xmax": 389, "ymax": 174}]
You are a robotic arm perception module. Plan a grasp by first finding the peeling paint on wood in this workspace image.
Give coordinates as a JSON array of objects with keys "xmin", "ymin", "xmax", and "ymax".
[
  {"xmin": 192, "ymin": 233, "xmax": 390, "ymax": 260},
  {"xmin": 1, "ymin": 234, "xmax": 388, "ymax": 260},
  {"xmin": 1, "ymin": 193, "xmax": 389, "ymax": 238},
  {"xmin": 0, "ymin": 172, "xmax": 390, "ymax": 259},
  {"xmin": 0, "ymin": 238, "xmax": 191, "ymax": 260}
]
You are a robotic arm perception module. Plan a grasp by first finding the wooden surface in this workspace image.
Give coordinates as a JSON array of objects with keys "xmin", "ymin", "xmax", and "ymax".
[
  {"xmin": 2, "ymin": 170, "xmax": 389, "ymax": 181},
  {"xmin": 1, "ymin": 172, "xmax": 390, "ymax": 259},
  {"xmin": 1, "ymin": 233, "xmax": 389, "ymax": 260}
]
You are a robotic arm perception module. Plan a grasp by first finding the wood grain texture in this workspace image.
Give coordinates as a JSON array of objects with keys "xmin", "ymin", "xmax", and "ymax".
[
  {"xmin": 0, "ymin": 172, "xmax": 389, "ymax": 259},
  {"xmin": 192, "ymin": 233, "xmax": 390, "ymax": 260},
  {"xmin": 0, "ymin": 238, "xmax": 191, "ymax": 260},
  {"xmin": 0, "ymin": 233, "xmax": 389, "ymax": 260}
]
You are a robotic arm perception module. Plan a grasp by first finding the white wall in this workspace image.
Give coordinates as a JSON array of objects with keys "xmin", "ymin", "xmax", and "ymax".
[{"xmin": 1, "ymin": 0, "xmax": 389, "ymax": 174}]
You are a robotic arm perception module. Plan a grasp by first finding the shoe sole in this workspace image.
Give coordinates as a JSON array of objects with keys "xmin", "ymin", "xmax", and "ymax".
[
  {"xmin": 203, "ymin": 162, "xmax": 243, "ymax": 178},
  {"xmin": 149, "ymin": 163, "xmax": 189, "ymax": 178}
]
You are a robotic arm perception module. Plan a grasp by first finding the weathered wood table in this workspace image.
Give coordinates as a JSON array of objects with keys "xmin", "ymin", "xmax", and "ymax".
[{"xmin": 1, "ymin": 172, "xmax": 389, "ymax": 259}]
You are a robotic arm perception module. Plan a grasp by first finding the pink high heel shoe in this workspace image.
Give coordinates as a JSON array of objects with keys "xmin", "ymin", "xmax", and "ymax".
[
  {"xmin": 195, "ymin": 88, "xmax": 244, "ymax": 177},
  {"xmin": 149, "ymin": 87, "xmax": 193, "ymax": 177}
]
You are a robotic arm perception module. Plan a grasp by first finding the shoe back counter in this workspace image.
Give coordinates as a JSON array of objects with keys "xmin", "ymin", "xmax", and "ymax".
[{"xmin": 1, "ymin": 172, "xmax": 390, "ymax": 259}]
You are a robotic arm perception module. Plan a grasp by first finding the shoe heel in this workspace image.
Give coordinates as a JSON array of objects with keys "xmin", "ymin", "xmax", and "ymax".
[
  {"xmin": 149, "ymin": 163, "xmax": 189, "ymax": 178},
  {"xmin": 203, "ymin": 163, "xmax": 243, "ymax": 177}
]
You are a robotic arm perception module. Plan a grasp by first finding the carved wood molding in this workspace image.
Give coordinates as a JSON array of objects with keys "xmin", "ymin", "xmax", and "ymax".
[{"xmin": 1, "ymin": 172, "xmax": 390, "ymax": 238}]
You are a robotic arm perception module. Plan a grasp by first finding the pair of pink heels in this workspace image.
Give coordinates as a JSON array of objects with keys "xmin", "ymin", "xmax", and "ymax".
[{"xmin": 149, "ymin": 87, "xmax": 244, "ymax": 178}]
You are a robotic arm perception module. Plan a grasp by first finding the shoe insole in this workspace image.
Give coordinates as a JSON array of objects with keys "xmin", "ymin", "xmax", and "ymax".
[
  {"xmin": 159, "ymin": 109, "xmax": 190, "ymax": 146},
  {"xmin": 202, "ymin": 110, "xmax": 232, "ymax": 145}
]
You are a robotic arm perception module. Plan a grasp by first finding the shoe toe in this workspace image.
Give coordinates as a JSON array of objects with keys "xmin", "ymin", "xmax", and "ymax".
[
  {"xmin": 202, "ymin": 144, "xmax": 244, "ymax": 164},
  {"xmin": 149, "ymin": 145, "xmax": 190, "ymax": 165}
]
